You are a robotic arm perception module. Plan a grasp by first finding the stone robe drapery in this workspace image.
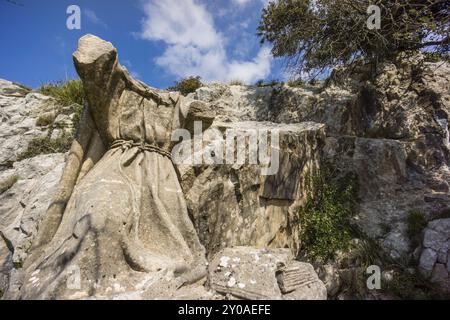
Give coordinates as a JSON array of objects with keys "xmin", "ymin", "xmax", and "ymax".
[{"xmin": 16, "ymin": 35, "xmax": 212, "ymax": 299}]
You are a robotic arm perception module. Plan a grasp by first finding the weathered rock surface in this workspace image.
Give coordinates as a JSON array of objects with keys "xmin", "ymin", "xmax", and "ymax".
[
  {"xmin": 185, "ymin": 57, "xmax": 450, "ymax": 296},
  {"xmin": 0, "ymin": 79, "xmax": 75, "ymax": 170},
  {"xmin": 419, "ymin": 218, "xmax": 450, "ymax": 292},
  {"xmin": 2, "ymin": 35, "xmax": 323, "ymax": 301},
  {"xmin": 208, "ymin": 247, "xmax": 326, "ymax": 300},
  {"xmin": 0, "ymin": 36, "xmax": 449, "ymax": 299},
  {"xmin": 0, "ymin": 153, "xmax": 65, "ymax": 295},
  {"xmin": 179, "ymin": 121, "xmax": 325, "ymax": 257},
  {"xmin": 191, "ymin": 58, "xmax": 450, "ymax": 263}
]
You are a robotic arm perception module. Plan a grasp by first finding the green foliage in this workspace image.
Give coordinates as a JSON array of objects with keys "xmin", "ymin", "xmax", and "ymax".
[
  {"xmin": 337, "ymin": 231, "xmax": 450, "ymax": 299},
  {"xmin": 168, "ymin": 76, "xmax": 203, "ymax": 96},
  {"xmin": 286, "ymin": 79, "xmax": 305, "ymax": 87},
  {"xmin": 269, "ymin": 79, "xmax": 284, "ymax": 86},
  {"xmin": 254, "ymin": 79, "xmax": 284, "ymax": 87},
  {"xmin": 258, "ymin": 0, "xmax": 450, "ymax": 77},
  {"xmin": 423, "ymin": 51, "xmax": 449, "ymax": 63},
  {"xmin": 36, "ymin": 80, "xmax": 84, "ymax": 138},
  {"xmin": 298, "ymin": 169, "xmax": 358, "ymax": 261},
  {"xmin": 407, "ymin": 211, "xmax": 427, "ymax": 247},
  {"xmin": 38, "ymin": 80, "xmax": 84, "ymax": 107},
  {"xmin": 386, "ymin": 268, "xmax": 450, "ymax": 300},
  {"xmin": 0, "ymin": 175, "xmax": 19, "ymax": 194},
  {"xmin": 229, "ymin": 79, "xmax": 245, "ymax": 86},
  {"xmin": 35, "ymin": 113, "xmax": 56, "ymax": 127},
  {"xmin": 17, "ymin": 133, "xmax": 73, "ymax": 161},
  {"xmin": 16, "ymin": 80, "xmax": 85, "ymax": 161},
  {"xmin": 349, "ymin": 237, "xmax": 385, "ymax": 269},
  {"xmin": 13, "ymin": 261, "xmax": 23, "ymax": 269}
]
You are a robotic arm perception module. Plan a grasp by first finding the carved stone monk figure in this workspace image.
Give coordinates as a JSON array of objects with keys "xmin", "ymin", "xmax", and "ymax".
[{"xmin": 16, "ymin": 35, "xmax": 212, "ymax": 299}]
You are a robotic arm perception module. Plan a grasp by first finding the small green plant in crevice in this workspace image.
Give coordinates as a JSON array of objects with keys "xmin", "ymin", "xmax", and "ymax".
[
  {"xmin": 37, "ymin": 79, "xmax": 84, "ymax": 136},
  {"xmin": 255, "ymin": 79, "xmax": 284, "ymax": 87},
  {"xmin": 407, "ymin": 210, "xmax": 427, "ymax": 248},
  {"xmin": 347, "ymin": 236, "xmax": 386, "ymax": 269},
  {"xmin": 0, "ymin": 175, "xmax": 19, "ymax": 194},
  {"xmin": 298, "ymin": 168, "xmax": 358, "ymax": 262},
  {"xmin": 423, "ymin": 52, "xmax": 449, "ymax": 63},
  {"xmin": 286, "ymin": 79, "xmax": 305, "ymax": 87},
  {"xmin": 338, "ymin": 233, "xmax": 450, "ymax": 300},
  {"xmin": 385, "ymin": 267, "xmax": 450, "ymax": 300},
  {"xmin": 348, "ymin": 226, "xmax": 450, "ymax": 300},
  {"xmin": 35, "ymin": 113, "xmax": 56, "ymax": 127},
  {"xmin": 167, "ymin": 76, "xmax": 203, "ymax": 96},
  {"xmin": 17, "ymin": 133, "xmax": 73, "ymax": 161}
]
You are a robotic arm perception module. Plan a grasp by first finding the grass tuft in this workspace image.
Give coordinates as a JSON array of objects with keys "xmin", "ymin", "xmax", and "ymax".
[
  {"xmin": 38, "ymin": 80, "xmax": 84, "ymax": 106},
  {"xmin": 17, "ymin": 134, "xmax": 73, "ymax": 161}
]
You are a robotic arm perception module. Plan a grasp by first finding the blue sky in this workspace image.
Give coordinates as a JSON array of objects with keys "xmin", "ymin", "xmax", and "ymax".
[{"xmin": 0, "ymin": 0, "xmax": 286, "ymax": 89}]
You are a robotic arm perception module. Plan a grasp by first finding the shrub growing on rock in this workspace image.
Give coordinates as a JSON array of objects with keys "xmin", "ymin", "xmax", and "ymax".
[
  {"xmin": 229, "ymin": 79, "xmax": 245, "ymax": 86},
  {"xmin": 298, "ymin": 169, "xmax": 358, "ymax": 261},
  {"xmin": 167, "ymin": 76, "xmax": 203, "ymax": 96},
  {"xmin": 37, "ymin": 80, "xmax": 84, "ymax": 139},
  {"xmin": 17, "ymin": 134, "xmax": 73, "ymax": 161}
]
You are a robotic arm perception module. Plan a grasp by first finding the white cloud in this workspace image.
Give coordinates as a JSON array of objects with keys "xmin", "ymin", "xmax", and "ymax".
[
  {"xmin": 84, "ymin": 8, "xmax": 107, "ymax": 28},
  {"xmin": 228, "ymin": 47, "xmax": 272, "ymax": 81},
  {"xmin": 232, "ymin": 0, "xmax": 252, "ymax": 5},
  {"xmin": 232, "ymin": 0, "xmax": 271, "ymax": 7},
  {"xmin": 139, "ymin": 0, "xmax": 272, "ymax": 83}
]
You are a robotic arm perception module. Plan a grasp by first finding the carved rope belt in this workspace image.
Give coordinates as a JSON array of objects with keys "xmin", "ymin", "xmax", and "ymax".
[{"xmin": 110, "ymin": 139, "xmax": 172, "ymax": 160}]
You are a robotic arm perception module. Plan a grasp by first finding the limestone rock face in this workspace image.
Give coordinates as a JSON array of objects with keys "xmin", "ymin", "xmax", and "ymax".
[
  {"xmin": 0, "ymin": 153, "xmax": 65, "ymax": 296},
  {"xmin": 186, "ymin": 58, "xmax": 450, "ymax": 295},
  {"xmin": 179, "ymin": 121, "xmax": 325, "ymax": 257},
  {"xmin": 208, "ymin": 247, "xmax": 326, "ymax": 300},
  {"xmin": 192, "ymin": 59, "xmax": 450, "ymax": 262},
  {"xmin": 0, "ymin": 79, "xmax": 75, "ymax": 170}
]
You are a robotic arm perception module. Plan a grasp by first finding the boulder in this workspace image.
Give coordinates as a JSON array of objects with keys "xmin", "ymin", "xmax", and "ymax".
[
  {"xmin": 419, "ymin": 218, "xmax": 450, "ymax": 291},
  {"xmin": 208, "ymin": 247, "xmax": 326, "ymax": 300}
]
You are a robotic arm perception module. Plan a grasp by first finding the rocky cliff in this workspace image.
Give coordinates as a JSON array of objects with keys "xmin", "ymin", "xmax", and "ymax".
[{"xmin": 0, "ymin": 49, "xmax": 449, "ymax": 299}]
